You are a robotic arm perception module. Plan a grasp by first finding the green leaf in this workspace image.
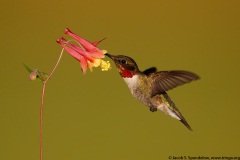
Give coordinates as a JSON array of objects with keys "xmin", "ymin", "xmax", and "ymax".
[{"xmin": 23, "ymin": 63, "xmax": 33, "ymax": 73}]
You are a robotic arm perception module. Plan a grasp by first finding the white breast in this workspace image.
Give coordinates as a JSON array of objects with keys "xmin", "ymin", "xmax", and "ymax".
[
  {"xmin": 123, "ymin": 75, "xmax": 139, "ymax": 94},
  {"xmin": 123, "ymin": 75, "xmax": 139, "ymax": 87}
]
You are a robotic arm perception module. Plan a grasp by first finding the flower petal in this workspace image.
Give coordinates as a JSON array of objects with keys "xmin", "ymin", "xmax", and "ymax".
[
  {"xmin": 89, "ymin": 51, "xmax": 105, "ymax": 59},
  {"xmin": 87, "ymin": 61, "xmax": 93, "ymax": 72},
  {"xmin": 69, "ymin": 43, "xmax": 97, "ymax": 62},
  {"xmin": 80, "ymin": 57, "xmax": 88, "ymax": 74},
  {"xmin": 92, "ymin": 37, "xmax": 107, "ymax": 46},
  {"xmin": 57, "ymin": 37, "xmax": 82, "ymax": 61},
  {"xmin": 64, "ymin": 29, "xmax": 105, "ymax": 59},
  {"xmin": 57, "ymin": 37, "xmax": 88, "ymax": 74},
  {"xmin": 92, "ymin": 59, "xmax": 101, "ymax": 67},
  {"xmin": 64, "ymin": 28, "xmax": 99, "ymax": 52}
]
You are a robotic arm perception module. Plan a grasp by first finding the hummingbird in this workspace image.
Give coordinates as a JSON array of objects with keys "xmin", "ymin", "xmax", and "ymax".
[{"xmin": 105, "ymin": 53, "xmax": 200, "ymax": 131}]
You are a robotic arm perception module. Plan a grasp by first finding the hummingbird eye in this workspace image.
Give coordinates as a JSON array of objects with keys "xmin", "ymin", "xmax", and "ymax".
[{"xmin": 121, "ymin": 60, "xmax": 126, "ymax": 64}]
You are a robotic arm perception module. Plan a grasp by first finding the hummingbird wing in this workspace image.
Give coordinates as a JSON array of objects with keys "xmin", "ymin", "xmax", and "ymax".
[
  {"xmin": 143, "ymin": 67, "xmax": 157, "ymax": 75},
  {"xmin": 149, "ymin": 70, "xmax": 200, "ymax": 97}
]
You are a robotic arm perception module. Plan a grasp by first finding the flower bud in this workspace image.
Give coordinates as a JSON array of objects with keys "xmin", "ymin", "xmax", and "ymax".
[{"xmin": 29, "ymin": 70, "xmax": 38, "ymax": 80}]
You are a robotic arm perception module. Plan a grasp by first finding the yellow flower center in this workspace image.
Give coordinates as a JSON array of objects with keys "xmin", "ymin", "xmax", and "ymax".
[{"xmin": 100, "ymin": 60, "xmax": 111, "ymax": 71}]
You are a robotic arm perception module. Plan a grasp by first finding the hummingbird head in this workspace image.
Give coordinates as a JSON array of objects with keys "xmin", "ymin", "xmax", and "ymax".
[{"xmin": 105, "ymin": 53, "xmax": 139, "ymax": 78}]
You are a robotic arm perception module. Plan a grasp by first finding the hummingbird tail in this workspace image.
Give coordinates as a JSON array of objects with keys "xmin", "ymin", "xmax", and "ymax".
[
  {"xmin": 180, "ymin": 119, "xmax": 192, "ymax": 131},
  {"xmin": 158, "ymin": 93, "xmax": 193, "ymax": 131}
]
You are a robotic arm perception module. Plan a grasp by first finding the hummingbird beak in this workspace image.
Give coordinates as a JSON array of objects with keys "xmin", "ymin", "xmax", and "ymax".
[
  {"xmin": 105, "ymin": 53, "xmax": 118, "ymax": 62},
  {"xmin": 105, "ymin": 53, "xmax": 113, "ymax": 59},
  {"xmin": 105, "ymin": 53, "xmax": 121, "ymax": 68}
]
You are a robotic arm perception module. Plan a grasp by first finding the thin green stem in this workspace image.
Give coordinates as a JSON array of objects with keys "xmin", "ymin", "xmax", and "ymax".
[{"xmin": 40, "ymin": 48, "xmax": 64, "ymax": 160}]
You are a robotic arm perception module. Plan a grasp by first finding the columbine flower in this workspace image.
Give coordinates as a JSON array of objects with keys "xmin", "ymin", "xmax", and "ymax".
[{"xmin": 56, "ymin": 28, "xmax": 111, "ymax": 74}]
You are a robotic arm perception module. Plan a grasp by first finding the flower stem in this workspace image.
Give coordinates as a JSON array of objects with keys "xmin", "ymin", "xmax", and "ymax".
[{"xmin": 40, "ymin": 48, "xmax": 64, "ymax": 160}]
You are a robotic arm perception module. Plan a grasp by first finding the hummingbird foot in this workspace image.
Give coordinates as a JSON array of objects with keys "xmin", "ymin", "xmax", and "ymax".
[{"xmin": 149, "ymin": 106, "xmax": 157, "ymax": 112}]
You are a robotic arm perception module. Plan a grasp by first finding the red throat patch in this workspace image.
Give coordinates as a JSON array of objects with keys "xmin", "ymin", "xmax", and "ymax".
[{"xmin": 120, "ymin": 68, "xmax": 137, "ymax": 78}]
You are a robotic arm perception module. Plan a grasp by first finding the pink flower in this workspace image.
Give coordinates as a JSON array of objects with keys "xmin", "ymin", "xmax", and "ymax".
[{"xmin": 56, "ymin": 28, "xmax": 110, "ymax": 74}]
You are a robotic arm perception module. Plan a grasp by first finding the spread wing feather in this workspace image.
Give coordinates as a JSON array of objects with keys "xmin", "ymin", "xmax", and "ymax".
[{"xmin": 149, "ymin": 70, "xmax": 200, "ymax": 97}]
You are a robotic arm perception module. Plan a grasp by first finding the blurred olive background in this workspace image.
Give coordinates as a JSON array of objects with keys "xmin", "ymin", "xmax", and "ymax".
[{"xmin": 1, "ymin": 0, "xmax": 240, "ymax": 160}]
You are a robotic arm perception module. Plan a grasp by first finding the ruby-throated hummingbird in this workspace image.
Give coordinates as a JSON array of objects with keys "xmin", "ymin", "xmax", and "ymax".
[{"xmin": 105, "ymin": 53, "xmax": 200, "ymax": 131}]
